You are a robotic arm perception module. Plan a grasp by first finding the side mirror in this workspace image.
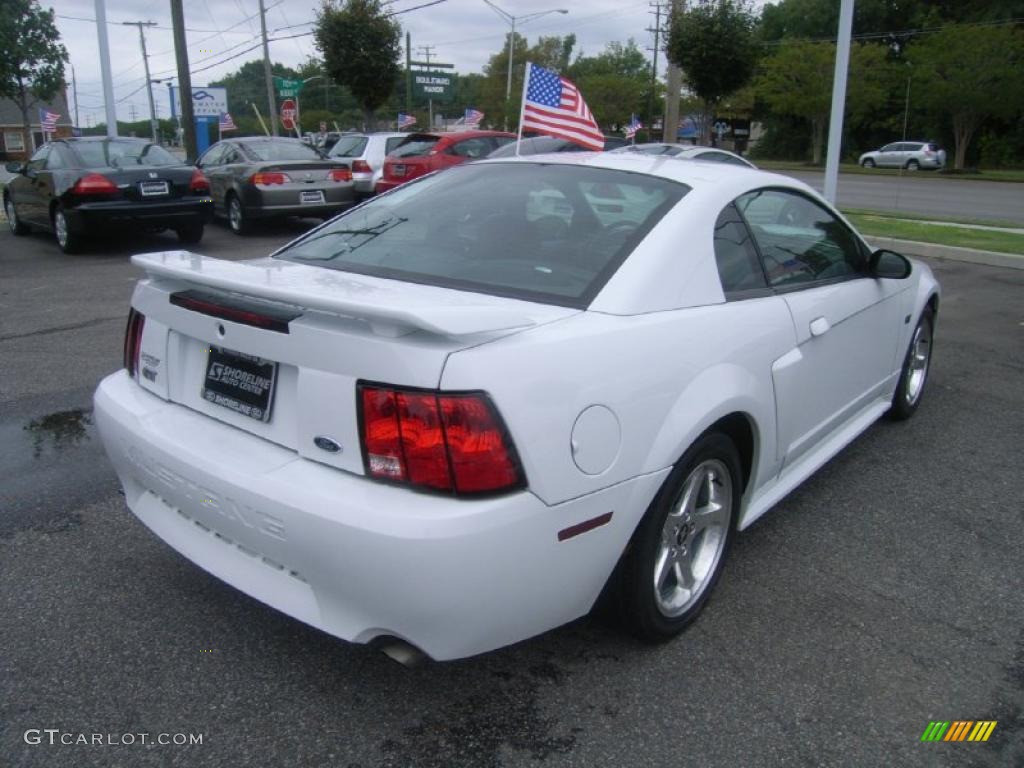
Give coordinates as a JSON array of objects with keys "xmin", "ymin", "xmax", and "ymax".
[
  {"xmin": 870, "ymin": 248, "xmax": 912, "ymax": 279},
  {"xmin": 5, "ymin": 161, "xmax": 25, "ymax": 174}
]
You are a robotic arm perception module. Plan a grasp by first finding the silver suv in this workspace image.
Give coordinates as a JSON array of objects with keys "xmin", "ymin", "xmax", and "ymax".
[
  {"xmin": 859, "ymin": 141, "xmax": 946, "ymax": 170},
  {"xmin": 328, "ymin": 132, "xmax": 409, "ymax": 198}
]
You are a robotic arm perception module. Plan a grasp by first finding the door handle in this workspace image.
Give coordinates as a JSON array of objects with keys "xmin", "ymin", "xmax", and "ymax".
[{"xmin": 809, "ymin": 317, "xmax": 830, "ymax": 337}]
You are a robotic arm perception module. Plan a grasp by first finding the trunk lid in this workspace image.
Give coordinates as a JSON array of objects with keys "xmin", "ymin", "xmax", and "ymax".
[{"xmin": 129, "ymin": 251, "xmax": 577, "ymax": 477}]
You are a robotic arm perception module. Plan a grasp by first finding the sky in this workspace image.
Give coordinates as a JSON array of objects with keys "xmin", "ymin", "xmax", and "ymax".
[{"xmin": 53, "ymin": 0, "xmax": 684, "ymax": 127}]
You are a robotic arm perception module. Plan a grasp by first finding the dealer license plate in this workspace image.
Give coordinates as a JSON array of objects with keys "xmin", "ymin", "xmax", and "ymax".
[
  {"xmin": 202, "ymin": 347, "xmax": 278, "ymax": 422},
  {"xmin": 139, "ymin": 180, "xmax": 169, "ymax": 196},
  {"xmin": 300, "ymin": 190, "xmax": 325, "ymax": 204}
]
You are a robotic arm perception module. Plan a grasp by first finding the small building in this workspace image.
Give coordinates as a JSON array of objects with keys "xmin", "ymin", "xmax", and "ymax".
[{"xmin": 0, "ymin": 90, "xmax": 74, "ymax": 161}]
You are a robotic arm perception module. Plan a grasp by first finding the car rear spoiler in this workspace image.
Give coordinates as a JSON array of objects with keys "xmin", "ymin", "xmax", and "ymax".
[{"xmin": 132, "ymin": 251, "xmax": 540, "ymax": 338}]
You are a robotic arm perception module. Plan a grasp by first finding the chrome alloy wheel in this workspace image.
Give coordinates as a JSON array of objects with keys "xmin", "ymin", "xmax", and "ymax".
[
  {"xmin": 228, "ymin": 197, "xmax": 243, "ymax": 231},
  {"xmin": 905, "ymin": 320, "xmax": 932, "ymax": 405},
  {"xmin": 654, "ymin": 459, "xmax": 732, "ymax": 618},
  {"xmin": 55, "ymin": 209, "xmax": 69, "ymax": 248},
  {"xmin": 5, "ymin": 197, "xmax": 17, "ymax": 232}
]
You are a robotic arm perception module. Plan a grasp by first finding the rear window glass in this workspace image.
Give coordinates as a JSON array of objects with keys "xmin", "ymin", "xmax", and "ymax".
[
  {"xmin": 385, "ymin": 137, "xmax": 405, "ymax": 154},
  {"xmin": 240, "ymin": 140, "xmax": 322, "ymax": 161},
  {"xmin": 70, "ymin": 140, "xmax": 179, "ymax": 168},
  {"xmin": 276, "ymin": 163, "xmax": 688, "ymax": 308},
  {"xmin": 391, "ymin": 138, "xmax": 439, "ymax": 158},
  {"xmin": 329, "ymin": 136, "xmax": 368, "ymax": 157}
]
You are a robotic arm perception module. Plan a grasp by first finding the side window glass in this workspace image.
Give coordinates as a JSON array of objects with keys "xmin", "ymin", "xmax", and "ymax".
[
  {"xmin": 385, "ymin": 137, "xmax": 404, "ymax": 154},
  {"xmin": 448, "ymin": 138, "xmax": 490, "ymax": 158},
  {"xmin": 198, "ymin": 145, "xmax": 224, "ymax": 167},
  {"xmin": 736, "ymin": 189, "xmax": 864, "ymax": 288},
  {"xmin": 222, "ymin": 147, "xmax": 240, "ymax": 165},
  {"xmin": 713, "ymin": 204, "xmax": 767, "ymax": 296},
  {"xmin": 45, "ymin": 146, "xmax": 68, "ymax": 170},
  {"xmin": 26, "ymin": 145, "xmax": 49, "ymax": 172},
  {"xmin": 880, "ymin": 143, "xmax": 896, "ymax": 153}
]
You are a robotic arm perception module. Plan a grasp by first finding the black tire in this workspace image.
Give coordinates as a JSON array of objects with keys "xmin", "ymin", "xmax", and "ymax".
[
  {"xmin": 862, "ymin": 158, "xmax": 875, "ymax": 168},
  {"xmin": 176, "ymin": 221, "xmax": 204, "ymax": 244},
  {"xmin": 888, "ymin": 307, "xmax": 934, "ymax": 421},
  {"xmin": 905, "ymin": 159, "xmax": 920, "ymax": 171},
  {"xmin": 226, "ymin": 193, "xmax": 250, "ymax": 235},
  {"xmin": 52, "ymin": 205, "xmax": 82, "ymax": 254},
  {"xmin": 4, "ymin": 194, "xmax": 30, "ymax": 235},
  {"xmin": 614, "ymin": 432, "xmax": 741, "ymax": 642}
]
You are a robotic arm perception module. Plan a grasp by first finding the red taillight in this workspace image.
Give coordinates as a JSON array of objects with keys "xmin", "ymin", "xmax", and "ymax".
[
  {"xmin": 359, "ymin": 384, "xmax": 524, "ymax": 495},
  {"xmin": 351, "ymin": 160, "xmax": 372, "ymax": 174},
  {"xmin": 328, "ymin": 167, "xmax": 352, "ymax": 182},
  {"xmin": 73, "ymin": 173, "xmax": 118, "ymax": 195},
  {"xmin": 250, "ymin": 171, "xmax": 291, "ymax": 185},
  {"xmin": 190, "ymin": 168, "xmax": 210, "ymax": 193},
  {"xmin": 123, "ymin": 309, "xmax": 145, "ymax": 378}
]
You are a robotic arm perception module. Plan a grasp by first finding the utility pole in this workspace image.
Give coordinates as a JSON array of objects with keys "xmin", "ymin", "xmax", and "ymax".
[
  {"xmin": 406, "ymin": 32, "xmax": 412, "ymax": 119},
  {"xmin": 123, "ymin": 21, "xmax": 160, "ymax": 143},
  {"xmin": 418, "ymin": 45, "xmax": 435, "ymax": 127},
  {"xmin": 70, "ymin": 64, "xmax": 80, "ymax": 133},
  {"xmin": 170, "ymin": 0, "xmax": 197, "ymax": 161},
  {"xmin": 823, "ymin": 0, "xmax": 854, "ymax": 203},
  {"xmin": 258, "ymin": 0, "xmax": 279, "ymax": 136},
  {"xmin": 129, "ymin": 103, "xmax": 137, "ymax": 122},
  {"xmin": 662, "ymin": 0, "xmax": 683, "ymax": 144},
  {"xmin": 646, "ymin": 3, "xmax": 662, "ymax": 134},
  {"xmin": 94, "ymin": 0, "xmax": 118, "ymax": 137}
]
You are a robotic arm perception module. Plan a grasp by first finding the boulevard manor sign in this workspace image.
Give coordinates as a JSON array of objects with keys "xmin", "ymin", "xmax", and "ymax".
[{"xmin": 412, "ymin": 70, "xmax": 455, "ymax": 104}]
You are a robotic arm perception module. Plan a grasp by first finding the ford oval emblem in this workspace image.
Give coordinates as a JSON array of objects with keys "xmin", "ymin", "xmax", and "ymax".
[{"xmin": 314, "ymin": 436, "xmax": 342, "ymax": 454}]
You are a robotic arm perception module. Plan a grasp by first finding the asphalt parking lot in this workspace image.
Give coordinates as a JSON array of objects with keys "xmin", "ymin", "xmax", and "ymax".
[{"xmin": 1, "ymin": 218, "xmax": 1022, "ymax": 768}]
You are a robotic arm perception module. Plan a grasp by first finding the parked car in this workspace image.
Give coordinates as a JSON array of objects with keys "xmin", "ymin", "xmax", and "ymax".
[
  {"xmin": 858, "ymin": 141, "xmax": 946, "ymax": 170},
  {"xmin": 195, "ymin": 136, "xmax": 355, "ymax": 235},
  {"xmin": 375, "ymin": 130, "xmax": 515, "ymax": 193},
  {"xmin": 327, "ymin": 132, "xmax": 408, "ymax": 198},
  {"xmin": 3, "ymin": 137, "xmax": 213, "ymax": 253},
  {"xmin": 488, "ymin": 135, "xmax": 628, "ymax": 158},
  {"xmin": 613, "ymin": 142, "xmax": 757, "ymax": 168},
  {"xmin": 94, "ymin": 153, "xmax": 938, "ymax": 661}
]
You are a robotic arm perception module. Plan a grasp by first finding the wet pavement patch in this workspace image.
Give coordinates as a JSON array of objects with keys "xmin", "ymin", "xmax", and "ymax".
[{"xmin": 23, "ymin": 408, "xmax": 93, "ymax": 459}]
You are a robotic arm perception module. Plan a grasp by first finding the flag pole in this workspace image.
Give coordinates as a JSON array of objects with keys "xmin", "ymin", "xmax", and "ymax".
[{"xmin": 515, "ymin": 62, "xmax": 530, "ymax": 157}]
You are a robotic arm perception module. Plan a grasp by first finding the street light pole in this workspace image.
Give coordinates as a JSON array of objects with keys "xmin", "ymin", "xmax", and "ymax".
[{"xmin": 482, "ymin": 1, "xmax": 568, "ymax": 131}]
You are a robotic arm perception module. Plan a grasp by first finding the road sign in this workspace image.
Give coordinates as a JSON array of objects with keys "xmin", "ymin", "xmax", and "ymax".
[
  {"xmin": 170, "ymin": 86, "xmax": 228, "ymax": 118},
  {"xmin": 274, "ymin": 77, "xmax": 305, "ymax": 98},
  {"xmin": 412, "ymin": 70, "xmax": 456, "ymax": 104},
  {"xmin": 281, "ymin": 99, "xmax": 297, "ymax": 131}
]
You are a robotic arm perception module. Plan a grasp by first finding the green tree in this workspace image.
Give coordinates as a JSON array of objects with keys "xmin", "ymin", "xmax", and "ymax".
[
  {"xmin": 210, "ymin": 60, "xmax": 300, "ymax": 130},
  {"xmin": 314, "ymin": 0, "xmax": 401, "ymax": 129},
  {"xmin": 569, "ymin": 41, "xmax": 653, "ymax": 128},
  {"xmin": 0, "ymin": 0, "xmax": 68, "ymax": 154},
  {"xmin": 755, "ymin": 41, "xmax": 893, "ymax": 164},
  {"xmin": 909, "ymin": 24, "xmax": 1024, "ymax": 169},
  {"xmin": 666, "ymin": 0, "xmax": 758, "ymax": 143}
]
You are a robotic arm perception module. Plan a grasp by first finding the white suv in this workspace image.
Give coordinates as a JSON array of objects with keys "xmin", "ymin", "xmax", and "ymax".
[
  {"xmin": 328, "ymin": 132, "xmax": 409, "ymax": 197},
  {"xmin": 859, "ymin": 141, "xmax": 946, "ymax": 170}
]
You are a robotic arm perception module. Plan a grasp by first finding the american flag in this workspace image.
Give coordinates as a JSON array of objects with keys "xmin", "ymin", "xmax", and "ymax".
[
  {"xmin": 520, "ymin": 63, "xmax": 603, "ymax": 151},
  {"xmin": 39, "ymin": 108, "xmax": 60, "ymax": 133},
  {"xmin": 218, "ymin": 112, "xmax": 237, "ymax": 131},
  {"xmin": 397, "ymin": 112, "xmax": 416, "ymax": 129},
  {"xmin": 624, "ymin": 114, "xmax": 643, "ymax": 140},
  {"xmin": 464, "ymin": 108, "xmax": 484, "ymax": 128}
]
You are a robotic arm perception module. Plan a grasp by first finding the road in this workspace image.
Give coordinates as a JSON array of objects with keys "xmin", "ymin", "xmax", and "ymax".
[
  {"xmin": 1, "ymin": 221, "xmax": 1022, "ymax": 768},
  {"xmin": 778, "ymin": 169, "xmax": 1024, "ymax": 225}
]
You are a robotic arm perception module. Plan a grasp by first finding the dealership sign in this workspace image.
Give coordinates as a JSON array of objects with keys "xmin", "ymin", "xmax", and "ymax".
[
  {"xmin": 170, "ymin": 86, "xmax": 229, "ymax": 118},
  {"xmin": 412, "ymin": 71, "xmax": 456, "ymax": 103}
]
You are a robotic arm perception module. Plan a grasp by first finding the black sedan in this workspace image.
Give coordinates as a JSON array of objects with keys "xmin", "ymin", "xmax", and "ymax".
[
  {"xmin": 195, "ymin": 137, "xmax": 355, "ymax": 235},
  {"xmin": 4, "ymin": 137, "xmax": 213, "ymax": 253}
]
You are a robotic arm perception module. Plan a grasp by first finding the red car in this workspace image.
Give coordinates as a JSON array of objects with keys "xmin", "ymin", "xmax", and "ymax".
[{"xmin": 376, "ymin": 130, "xmax": 516, "ymax": 193}]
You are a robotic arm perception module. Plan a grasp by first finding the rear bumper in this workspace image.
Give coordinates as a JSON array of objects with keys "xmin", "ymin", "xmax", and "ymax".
[
  {"xmin": 66, "ymin": 198, "xmax": 213, "ymax": 232},
  {"xmin": 374, "ymin": 179, "xmax": 405, "ymax": 194},
  {"xmin": 242, "ymin": 184, "xmax": 355, "ymax": 218},
  {"xmin": 93, "ymin": 371, "xmax": 663, "ymax": 660},
  {"xmin": 352, "ymin": 173, "xmax": 374, "ymax": 195}
]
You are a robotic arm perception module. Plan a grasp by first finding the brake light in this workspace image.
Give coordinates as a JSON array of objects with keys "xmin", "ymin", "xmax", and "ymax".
[
  {"xmin": 359, "ymin": 384, "xmax": 524, "ymax": 494},
  {"xmin": 72, "ymin": 173, "xmax": 118, "ymax": 195},
  {"xmin": 250, "ymin": 171, "xmax": 291, "ymax": 185},
  {"xmin": 123, "ymin": 309, "xmax": 145, "ymax": 378},
  {"xmin": 328, "ymin": 167, "xmax": 352, "ymax": 182},
  {"xmin": 189, "ymin": 168, "xmax": 210, "ymax": 193},
  {"xmin": 351, "ymin": 160, "xmax": 372, "ymax": 174}
]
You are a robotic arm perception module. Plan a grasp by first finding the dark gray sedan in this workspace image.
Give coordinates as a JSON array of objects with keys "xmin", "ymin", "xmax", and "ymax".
[{"xmin": 196, "ymin": 137, "xmax": 356, "ymax": 235}]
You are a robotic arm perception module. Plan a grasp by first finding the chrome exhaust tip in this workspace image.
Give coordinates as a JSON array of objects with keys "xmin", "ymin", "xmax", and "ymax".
[{"xmin": 375, "ymin": 637, "xmax": 427, "ymax": 667}]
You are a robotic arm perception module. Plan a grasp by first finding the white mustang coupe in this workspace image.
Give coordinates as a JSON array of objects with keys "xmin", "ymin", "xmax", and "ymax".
[{"xmin": 94, "ymin": 153, "xmax": 939, "ymax": 661}]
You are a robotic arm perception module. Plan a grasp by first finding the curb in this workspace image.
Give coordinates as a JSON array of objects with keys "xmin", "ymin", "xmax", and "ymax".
[{"xmin": 864, "ymin": 236, "xmax": 1024, "ymax": 271}]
